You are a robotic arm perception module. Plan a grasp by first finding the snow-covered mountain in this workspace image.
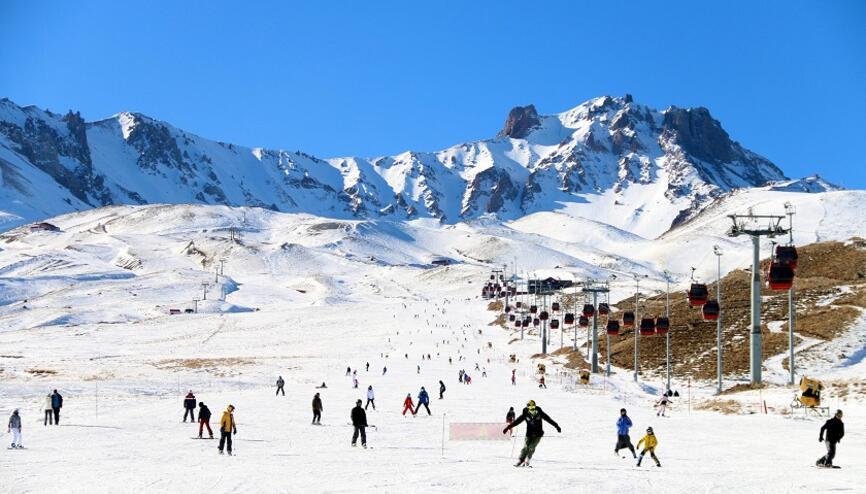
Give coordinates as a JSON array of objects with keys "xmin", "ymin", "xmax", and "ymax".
[{"xmin": 0, "ymin": 95, "xmax": 834, "ymax": 236}]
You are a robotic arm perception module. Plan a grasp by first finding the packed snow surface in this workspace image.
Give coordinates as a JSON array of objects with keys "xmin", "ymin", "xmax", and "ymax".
[{"xmin": 0, "ymin": 201, "xmax": 864, "ymax": 493}]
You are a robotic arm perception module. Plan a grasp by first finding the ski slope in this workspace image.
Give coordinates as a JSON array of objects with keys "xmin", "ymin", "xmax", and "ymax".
[{"xmin": 0, "ymin": 201, "xmax": 864, "ymax": 493}]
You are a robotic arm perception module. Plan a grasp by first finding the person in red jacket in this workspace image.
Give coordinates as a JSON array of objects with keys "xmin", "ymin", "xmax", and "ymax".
[{"xmin": 402, "ymin": 393, "xmax": 415, "ymax": 416}]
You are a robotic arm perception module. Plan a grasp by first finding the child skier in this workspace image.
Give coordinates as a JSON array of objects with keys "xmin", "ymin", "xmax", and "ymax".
[
  {"xmin": 402, "ymin": 393, "xmax": 415, "ymax": 416},
  {"xmin": 615, "ymin": 408, "xmax": 637, "ymax": 458},
  {"xmin": 636, "ymin": 427, "xmax": 661, "ymax": 467},
  {"xmin": 7, "ymin": 409, "xmax": 22, "ymax": 449},
  {"xmin": 502, "ymin": 400, "xmax": 561, "ymax": 467}
]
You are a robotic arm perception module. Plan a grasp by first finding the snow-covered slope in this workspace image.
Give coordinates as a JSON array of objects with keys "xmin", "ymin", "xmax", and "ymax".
[{"xmin": 1, "ymin": 95, "xmax": 827, "ymax": 236}]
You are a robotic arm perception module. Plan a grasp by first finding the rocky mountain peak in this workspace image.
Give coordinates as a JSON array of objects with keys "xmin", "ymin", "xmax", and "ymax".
[{"xmin": 497, "ymin": 104, "xmax": 540, "ymax": 139}]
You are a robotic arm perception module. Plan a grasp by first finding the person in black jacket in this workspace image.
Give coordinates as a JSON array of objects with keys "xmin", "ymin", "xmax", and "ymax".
[
  {"xmin": 183, "ymin": 391, "xmax": 196, "ymax": 423},
  {"xmin": 51, "ymin": 389, "xmax": 63, "ymax": 425},
  {"xmin": 198, "ymin": 402, "xmax": 213, "ymax": 439},
  {"xmin": 817, "ymin": 409, "xmax": 845, "ymax": 467},
  {"xmin": 439, "ymin": 380, "xmax": 446, "ymax": 400},
  {"xmin": 312, "ymin": 393, "xmax": 323, "ymax": 424},
  {"xmin": 351, "ymin": 399, "xmax": 368, "ymax": 448},
  {"xmin": 503, "ymin": 400, "xmax": 561, "ymax": 467}
]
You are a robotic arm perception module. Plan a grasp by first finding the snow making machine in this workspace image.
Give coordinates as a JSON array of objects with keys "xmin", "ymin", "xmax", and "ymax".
[{"xmin": 790, "ymin": 377, "xmax": 829, "ymax": 417}]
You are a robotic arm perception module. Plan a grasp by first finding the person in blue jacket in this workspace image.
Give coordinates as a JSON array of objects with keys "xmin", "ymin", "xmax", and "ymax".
[
  {"xmin": 51, "ymin": 389, "xmax": 63, "ymax": 425},
  {"xmin": 414, "ymin": 387, "xmax": 431, "ymax": 415},
  {"xmin": 615, "ymin": 408, "xmax": 637, "ymax": 458}
]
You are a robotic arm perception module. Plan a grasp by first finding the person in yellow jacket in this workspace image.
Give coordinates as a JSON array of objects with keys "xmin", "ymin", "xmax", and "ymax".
[
  {"xmin": 636, "ymin": 427, "xmax": 661, "ymax": 467},
  {"xmin": 218, "ymin": 405, "xmax": 237, "ymax": 456}
]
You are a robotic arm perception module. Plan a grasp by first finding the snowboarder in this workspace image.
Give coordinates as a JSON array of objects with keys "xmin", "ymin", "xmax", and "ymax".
[
  {"xmin": 655, "ymin": 394, "xmax": 671, "ymax": 417},
  {"xmin": 316, "ymin": 382, "xmax": 328, "ymax": 389},
  {"xmin": 636, "ymin": 427, "xmax": 661, "ymax": 467},
  {"xmin": 817, "ymin": 409, "xmax": 845, "ymax": 468},
  {"xmin": 415, "ymin": 387, "xmax": 431, "ymax": 415},
  {"xmin": 276, "ymin": 376, "xmax": 285, "ymax": 396},
  {"xmin": 312, "ymin": 393, "xmax": 323, "ymax": 424},
  {"xmin": 351, "ymin": 399, "xmax": 368, "ymax": 448},
  {"xmin": 43, "ymin": 393, "xmax": 53, "ymax": 426},
  {"xmin": 183, "ymin": 391, "xmax": 197, "ymax": 422},
  {"xmin": 365, "ymin": 386, "xmax": 376, "ymax": 410},
  {"xmin": 615, "ymin": 408, "xmax": 637, "ymax": 458},
  {"xmin": 402, "ymin": 394, "xmax": 415, "ymax": 416},
  {"xmin": 502, "ymin": 400, "xmax": 561, "ymax": 467},
  {"xmin": 538, "ymin": 376, "xmax": 547, "ymax": 389},
  {"xmin": 51, "ymin": 389, "xmax": 63, "ymax": 425},
  {"xmin": 218, "ymin": 405, "xmax": 236, "ymax": 455},
  {"xmin": 198, "ymin": 402, "xmax": 213, "ymax": 439},
  {"xmin": 7, "ymin": 409, "xmax": 22, "ymax": 449},
  {"xmin": 439, "ymin": 380, "xmax": 446, "ymax": 399}
]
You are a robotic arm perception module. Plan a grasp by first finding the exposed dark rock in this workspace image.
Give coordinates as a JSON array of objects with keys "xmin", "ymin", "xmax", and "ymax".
[{"xmin": 497, "ymin": 105, "xmax": 540, "ymax": 139}]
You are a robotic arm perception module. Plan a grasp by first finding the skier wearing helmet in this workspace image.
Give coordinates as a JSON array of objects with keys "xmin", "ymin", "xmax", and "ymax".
[
  {"xmin": 636, "ymin": 427, "xmax": 661, "ymax": 467},
  {"xmin": 502, "ymin": 400, "xmax": 561, "ymax": 467}
]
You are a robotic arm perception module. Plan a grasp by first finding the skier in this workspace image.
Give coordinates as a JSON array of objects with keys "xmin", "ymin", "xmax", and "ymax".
[
  {"xmin": 458, "ymin": 370, "xmax": 464, "ymax": 383},
  {"xmin": 655, "ymin": 393, "xmax": 671, "ymax": 417},
  {"xmin": 365, "ymin": 386, "xmax": 376, "ymax": 410},
  {"xmin": 415, "ymin": 387, "xmax": 431, "ymax": 415},
  {"xmin": 382, "ymin": 366, "xmax": 387, "ymax": 376},
  {"xmin": 817, "ymin": 409, "xmax": 845, "ymax": 468},
  {"xmin": 7, "ymin": 409, "xmax": 22, "ymax": 449},
  {"xmin": 365, "ymin": 362, "xmax": 370, "ymax": 372},
  {"xmin": 276, "ymin": 376, "xmax": 285, "ymax": 396},
  {"xmin": 351, "ymin": 399, "xmax": 368, "ymax": 448},
  {"xmin": 218, "ymin": 405, "xmax": 237, "ymax": 455},
  {"xmin": 402, "ymin": 394, "xmax": 415, "ymax": 416},
  {"xmin": 615, "ymin": 408, "xmax": 637, "ymax": 458},
  {"xmin": 439, "ymin": 380, "xmax": 446, "ymax": 400},
  {"xmin": 198, "ymin": 402, "xmax": 213, "ymax": 439},
  {"xmin": 183, "ymin": 391, "xmax": 197, "ymax": 422},
  {"xmin": 502, "ymin": 400, "xmax": 561, "ymax": 467},
  {"xmin": 51, "ymin": 389, "xmax": 63, "ymax": 425},
  {"xmin": 352, "ymin": 377, "xmax": 359, "ymax": 389},
  {"xmin": 538, "ymin": 375, "xmax": 547, "ymax": 389},
  {"xmin": 312, "ymin": 393, "xmax": 323, "ymax": 424},
  {"xmin": 417, "ymin": 364, "xmax": 421, "ymax": 374},
  {"xmin": 464, "ymin": 373, "xmax": 472, "ymax": 385},
  {"xmin": 44, "ymin": 392, "xmax": 53, "ymax": 426},
  {"xmin": 511, "ymin": 370, "xmax": 516, "ymax": 386},
  {"xmin": 505, "ymin": 406, "xmax": 516, "ymax": 435},
  {"xmin": 636, "ymin": 427, "xmax": 661, "ymax": 467},
  {"xmin": 346, "ymin": 366, "xmax": 351, "ymax": 376}
]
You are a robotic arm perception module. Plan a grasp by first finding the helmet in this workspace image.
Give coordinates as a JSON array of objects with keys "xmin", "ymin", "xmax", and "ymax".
[
  {"xmin": 527, "ymin": 400, "xmax": 536, "ymax": 407},
  {"xmin": 646, "ymin": 427, "xmax": 653, "ymax": 433}
]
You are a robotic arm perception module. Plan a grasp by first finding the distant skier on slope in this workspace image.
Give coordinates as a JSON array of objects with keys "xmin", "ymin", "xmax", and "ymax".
[
  {"xmin": 43, "ymin": 393, "xmax": 53, "ymax": 426},
  {"xmin": 655, "ymin": 394, "xmax": 671, "ymax": 417},
  {"xmin": 183, "ymin": 391, "xmax": 197, "ymax": 423},
  {"xmin": 276, "ymin": 376, "xmax": 285, "ymax": 396},
  {"xmin": 414, "ymin": 387, "xmax": 431, "ymax": 415},
  {"xmin": 817, "ymin": 409, "xmax": 845, "ymax": 468},
  {"xmin": 402, "ymin": 394, "xmax": 415, "ymax": 416},
  {"xmin": 439, "ymin": 380, "xmax": 446, "ymax": 399},
  {"xmin": 351, "ymin": 399, "xmax": 368, "ymax": 448},
  {"xmin": 538, "ymin": 376, "xmax": 546, "ymax": 389},
  {"xmin": 502, "ymin": 400, "xmax": 561, "ymax": 467},
  {"xmin": 636, "ymin": 427, "xmax": 661, "ymax": 467},
  {"xmin": 198, "ymin": 402, "xmax": 213, "ymax": 439},
  {"xmin": 511, "ymin": 370, "xmax": 516, "ymax": 386},
  {"xmin": 365, "ymin": 386, "xmax": 376, "ymax": 410},
  {"xmin": 51, "ymin": 389, "xmax": 63, "ymax": 425},
  {"xmin": 312, "ymin": 393, "xmax": 323, "ymax": 424},
  {"xmin": 615, "ymin": 408, "xmax": 637, "ymax": 458},
  {"xmin": 7, "ymin": 409, "xmax": 23, "ymax": 449},
  {"xmin": 218, "ymin": 404, "xmax": 237, "ymax": 456},
  {"xmin": 505, "ymin": 406, "xmax": 516, "ymax": 435}
]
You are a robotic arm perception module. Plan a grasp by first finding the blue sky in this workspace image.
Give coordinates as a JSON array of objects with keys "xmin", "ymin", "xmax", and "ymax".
[{"xmin": 2, "ymin": 1, "xmax": 864, "ymax": 188}]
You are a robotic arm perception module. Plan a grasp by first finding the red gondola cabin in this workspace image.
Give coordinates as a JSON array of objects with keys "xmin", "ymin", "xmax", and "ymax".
[{"xmin": 639, "ymin": 318, "xmax": 656, "ymax": 336}]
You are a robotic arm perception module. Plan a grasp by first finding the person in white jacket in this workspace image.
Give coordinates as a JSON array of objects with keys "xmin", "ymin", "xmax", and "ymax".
[
  {"xmin": 8, "ymin": 409, "xmax": 22, "ymax": 448},
  {"xmin": 365, "ymin": 386, "xmax": 376, "ymax": 410},
  {"xmin": 44, "ymin": 393, "xmax": 53, "ymax": 425}
]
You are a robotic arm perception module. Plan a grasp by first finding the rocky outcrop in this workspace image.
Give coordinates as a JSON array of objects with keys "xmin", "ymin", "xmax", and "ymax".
[{"xmin": 497, "ymin": 105, "xmax": 540, "ymax": 139}]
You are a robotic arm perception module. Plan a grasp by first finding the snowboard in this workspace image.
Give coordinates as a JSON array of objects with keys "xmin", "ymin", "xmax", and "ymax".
[
  {"xmin": 191, "ymin": 437, "xmax": 215, "ymax": 440},
  {"xmin": 815, "ymin": 465, "xmax": 841, "ymax": 469}
]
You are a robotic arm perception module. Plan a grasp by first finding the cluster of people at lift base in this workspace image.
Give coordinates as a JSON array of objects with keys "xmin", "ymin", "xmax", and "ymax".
[{"xmin": 5, "ymin": 380, "xmax": 847, "ymax": 468}]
